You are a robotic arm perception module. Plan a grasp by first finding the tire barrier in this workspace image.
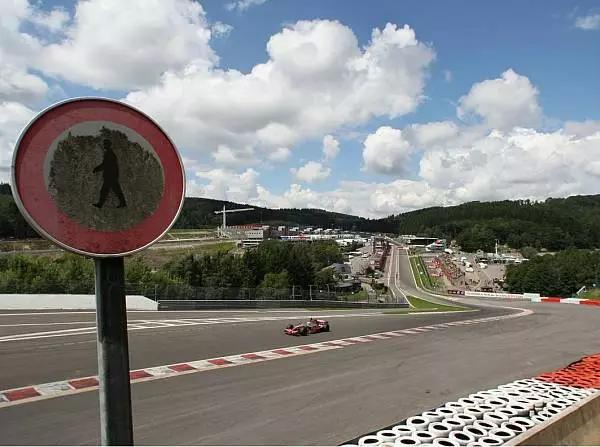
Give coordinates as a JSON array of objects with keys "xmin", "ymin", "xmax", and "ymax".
[
  {"xmin": 536, "ymin": 353, "xmax": 600, "ymax": 389},
  {"xmin": 340, "ymin": 358, "xmax": 600, "ymax": 446}
]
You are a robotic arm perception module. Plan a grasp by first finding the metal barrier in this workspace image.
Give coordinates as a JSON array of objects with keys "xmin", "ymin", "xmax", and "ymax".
[{"xmin": 158, "ymin": 300, "xmax": 410, "ymax": 310}]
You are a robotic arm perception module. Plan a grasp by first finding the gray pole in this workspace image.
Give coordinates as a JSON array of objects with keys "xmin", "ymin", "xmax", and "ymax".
[{"xmin": 95, "ymin": 257, "xmax": 134, "ymax": 446}]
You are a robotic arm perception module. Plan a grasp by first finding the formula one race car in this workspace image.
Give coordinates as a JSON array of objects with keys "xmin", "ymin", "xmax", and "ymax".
[{"xmin": 284, "ymin": 318, "xmax": 330, "ymax": 336}]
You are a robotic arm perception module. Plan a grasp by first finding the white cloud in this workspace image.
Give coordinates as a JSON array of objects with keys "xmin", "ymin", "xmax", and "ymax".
[
  {"xmin": 563, "ymin": 120, "xmax": 600, "ymax": 138},
  {"xmin": 188, "ymin": 168, "xmax": 260, "ymax": 203},
  {"xmin": 407, "ymin": 121, "xmax": 460, "ymax": 148},
  {"xmin": 443, "ymin": 69, "xmax": 452, "ymax": 83},
  {"xmin": 38, "ymin": 0, "xmax": 218, "ymax": 90},
  {"xmin": 29, "ymin": 7, "xmax": 70, "ymax": 32},
  {"xmin": 0, "ymin": 65, "xmax": 48, "ymax": 105},
  {"xmin": 226, "ymin": 0, "xmax": 269, "ymax": 12},
  {"xmin": 182, "ymin": 114, "xmax": 600, "ymax": 219},
  {"xmin": 457, "ymin": 69, "xmax": 541, "ymax": 130},
  {"xmin": 322, "ymin": 135, "xmax": 340, "ymax": 161},
  {"xmin": 212, "ymin": 144, "xmax": 257, "ymax": 167},
  {"xmin": 362, "ymin": 126, "xmax": 413, "ymax": 175},
  {"xmin": 0, "ymin": 1, "xmax": 50, "ymax": 105},
  {"xmin": 267, "ymin": 147, "xmax": 291, "ymax": 162},
  {"xmin": 0, "ymin": 101, "xmax": 36, "ymax": 182},
  {"xmin": 290, "ymin": 161, "xmax": 331, "ymax": 183},
  {"xmin": 126, "ymin": 19, "xmax": 434, "ymax": 164},
  {"xmin": 212, "ymin": 21, "xmax": 233, "ymax": 38},
  {"xmin": 418, "ymin": 126, "xmax": 600, "ymax": 204},
  {"xmin": 256, "ymin": 70, "xmax": 600, "ymax": 218},
  {"xmin": 575, "ymin": 13, "xmax": 600, "ymax": 30}
]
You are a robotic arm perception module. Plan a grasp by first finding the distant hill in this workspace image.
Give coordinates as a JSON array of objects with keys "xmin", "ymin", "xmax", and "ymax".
[
  {"xmin": 0, "ymin": 183, "xmax": 397, "ymax": 238},
  {"xmin": 173, "ymin": 196, "xmax": 398, "ymax": 232},
  {"xmin": 4, "ymin": 181, "xmax": 600, "ymax": 251},
  {"xmin": 395, "ymin": 195, "xmax": 600, "ymax": 252}
]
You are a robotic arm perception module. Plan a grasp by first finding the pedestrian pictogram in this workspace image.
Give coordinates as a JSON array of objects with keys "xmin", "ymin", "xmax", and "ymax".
[{"xmin": 93, "ymin": 139, "xmax": 127, "ymax": 209}]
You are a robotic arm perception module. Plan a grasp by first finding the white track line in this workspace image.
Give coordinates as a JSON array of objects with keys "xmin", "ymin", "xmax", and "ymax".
[{"xmin": 0, "ymin": 305, "xmax": 533, "ymax": 408}]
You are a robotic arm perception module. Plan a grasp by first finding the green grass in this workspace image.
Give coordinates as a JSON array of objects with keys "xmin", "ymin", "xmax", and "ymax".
[
  {"xmin": 168, "ymin": 228, "xmax": 215, "ymax": 233},
  {"xmin": 385, "ymin": 296, "xmax": 471, "ymax": 314},
  {"xmin": 417, "ymin": 256, "xmax": 433, "ymax": 288},
  {"xmin": 165, "ymin": 229, "xmax": 216, "ymax": 239},
  {"xmin": 580, "ymin": 288, "xmax": 600, "ymax": 299},
  {"xmin": 343, "ymin": 290, "xmax": 369, "ymax": 301},
  {"xmin": 406, "ymin": 296, "xmax": 466, "ymax": 311},
  {"xmin": 133, "ymin": 241, "xmax": 236, "ymax": 268}
]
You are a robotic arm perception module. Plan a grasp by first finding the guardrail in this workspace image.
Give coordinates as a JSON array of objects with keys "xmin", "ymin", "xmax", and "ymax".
[{"xmin": 158, "ymin": 300, "xmax": 410, "ymax": 310}]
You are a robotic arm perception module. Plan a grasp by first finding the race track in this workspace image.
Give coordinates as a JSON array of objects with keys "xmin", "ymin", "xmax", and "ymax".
[{"xmin": 1, "ymin": 252, "xmax": 599, "ymax": 445}]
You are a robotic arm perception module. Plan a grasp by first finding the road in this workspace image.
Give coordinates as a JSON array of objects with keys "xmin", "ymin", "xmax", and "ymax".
[
  {"xmin": 391, "ymin": 246, "xmax": 465, "ymax": 307},
  {"xmin": 385, "ymin": 245, "xmax": 409, "ymax": 303},
  {"xmin": 1, "ymin": 254, "xmax": 600, "ymax": 444},
  {"xmin": 348, "ymin": 243, "xmax": 372, "ymax": 275}
]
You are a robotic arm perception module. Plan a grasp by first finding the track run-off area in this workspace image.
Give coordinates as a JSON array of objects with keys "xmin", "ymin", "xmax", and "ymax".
[{"xmin": 1, "ymin": 249, "xmax": 599, "ymax": 445}]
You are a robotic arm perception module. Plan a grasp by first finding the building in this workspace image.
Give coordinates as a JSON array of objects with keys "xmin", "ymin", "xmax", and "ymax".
[
  {"xmin": 228, "ymin": 225, "xmax": 265, "ymax": 248},
  {"xmin": 324, "ymin": 263, "xmax": 352, "ymax": 278},
  {"xmin": 425, "ymin": 239, "xmax": 447, "ymax": 252},
  {"xmin": 399, "ymin": 235, "xmax": 442, "ymax": 247}
]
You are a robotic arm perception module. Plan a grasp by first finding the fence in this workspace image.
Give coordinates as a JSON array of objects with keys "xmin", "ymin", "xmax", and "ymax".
[
  {"xmin": 158, "ymin": 299, "xmax": 409, "ymax": 310},
  {"xmin": 140, "ymin": 284, "xmax": 391, "ymax": 303},
  {"xmin": 0, "ymin": 281, "xmax": 392, "ymax": 303}
]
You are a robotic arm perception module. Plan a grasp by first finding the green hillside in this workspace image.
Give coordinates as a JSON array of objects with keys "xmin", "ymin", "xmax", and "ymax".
[
  {"xmin": 4, "ymin": 180, "xmax": 600, "ymax": 252},
  {"xmin": 395, "ymin": 196, "xmax": 600, "ymax": 251}
]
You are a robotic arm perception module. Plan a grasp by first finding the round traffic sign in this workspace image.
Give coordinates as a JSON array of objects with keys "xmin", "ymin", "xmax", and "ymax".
[{"xmin": 11, "ymin": 97, "xmax": 185, "ymax": 257}]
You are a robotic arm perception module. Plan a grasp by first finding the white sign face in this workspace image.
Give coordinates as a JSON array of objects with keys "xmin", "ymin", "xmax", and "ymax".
[{"xmin": 45, "ymin": 121, "xmax": 165, "ymax": 232}]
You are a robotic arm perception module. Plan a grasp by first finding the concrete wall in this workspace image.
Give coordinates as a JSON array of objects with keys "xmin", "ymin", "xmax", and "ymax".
[
  {"xmin": 0, "ymin": 294, "xmax": 158, "ymax": 310},
  {"xmin": 158, "ymin": 300, "xmax": 410, "ymax": 310},
  {"xmin": 510, "ymin": 393, "xmax": 600, "ymax": 446}
]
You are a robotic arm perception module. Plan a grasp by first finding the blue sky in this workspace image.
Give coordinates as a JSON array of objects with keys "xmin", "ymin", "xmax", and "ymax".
[{"xmin": 2, "ymin": 0, "xmax": 600, "ymax": 217}]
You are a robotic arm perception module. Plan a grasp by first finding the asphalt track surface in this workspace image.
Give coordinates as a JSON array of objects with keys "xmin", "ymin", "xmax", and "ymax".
[{"xmin": 1, "ymin": 250, "xmax": 600, "ymax": 445}]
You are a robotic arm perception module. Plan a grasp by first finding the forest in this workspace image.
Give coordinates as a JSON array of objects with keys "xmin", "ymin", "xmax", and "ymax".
[
  {"xmin": 0, "ymin": 240, "xmax": 347, "ymax": 299},
  {"xmin": 504, "ymin": 249, "xmax": 600, "ymax": 297},
  {"xmin": 396, "ymin": 196, "xmax": 600, "ymax": 252}
]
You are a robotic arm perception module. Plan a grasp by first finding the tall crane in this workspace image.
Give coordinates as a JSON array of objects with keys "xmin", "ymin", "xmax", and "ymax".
[{"xmin": 214, "ymin": 205, "xmax": 255, "ymax": 231}]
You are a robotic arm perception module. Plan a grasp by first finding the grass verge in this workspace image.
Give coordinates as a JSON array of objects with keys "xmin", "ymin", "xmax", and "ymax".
[
  {"xmin": 132, "ymin": 241, "xmax": 236, "ymax": 268},
  {"xmin": 343, "ymin": 290, "xmax": 369, "ymax": 301},
  {"xmin": 384, "ymin": 296, "xmax": 471, "ymax": 314},
  {"xmin": 405, "ymin": 295, "xmax": 467, "ymax": 311}
]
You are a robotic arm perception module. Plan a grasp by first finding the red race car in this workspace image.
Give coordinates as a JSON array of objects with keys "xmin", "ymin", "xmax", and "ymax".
[{"xmin": 284, "ymin": 318, "xmax": 330, "ymax": 336}]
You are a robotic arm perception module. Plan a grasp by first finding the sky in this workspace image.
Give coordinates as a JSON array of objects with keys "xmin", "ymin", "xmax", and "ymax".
[{"xmin": 1, "ymin": 0, "xmax": 600, "ymax": 219}]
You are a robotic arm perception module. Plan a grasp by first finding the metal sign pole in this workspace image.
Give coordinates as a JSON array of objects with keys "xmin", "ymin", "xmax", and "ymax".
[{"xmin": 95, "ymin": 257, "xmax": 134, "ymax": 445}]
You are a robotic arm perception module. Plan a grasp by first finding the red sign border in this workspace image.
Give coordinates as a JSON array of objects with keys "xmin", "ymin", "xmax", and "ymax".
[{"xmin": 11, "ymin": 96, "xmax": 186, "ymax": 258}]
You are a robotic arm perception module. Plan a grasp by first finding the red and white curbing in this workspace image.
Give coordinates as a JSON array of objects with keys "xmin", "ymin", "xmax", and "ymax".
[
  {"xmin": 532, "ymin": 297, "xmax": 600, "ymax": 306},
  {"xmin": 0, "ymin": 308, "xmax": 532, "ymax": 407}
]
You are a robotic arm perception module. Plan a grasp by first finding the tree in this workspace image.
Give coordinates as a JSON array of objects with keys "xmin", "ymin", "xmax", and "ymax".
[
  {"xmin": 260, "ymin": 271, "xmax": 291, "ymax": 289},
  {"xmin": 520, "ymin": 246, "xmax": 538, "ymax": 260},
  {"xmin": 315, "ymin": 268, "xmax": 336, "ymax": 286},
  {"xmin": 504, "ymin": 248, "xmax": 600, "ymax": 297}
]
